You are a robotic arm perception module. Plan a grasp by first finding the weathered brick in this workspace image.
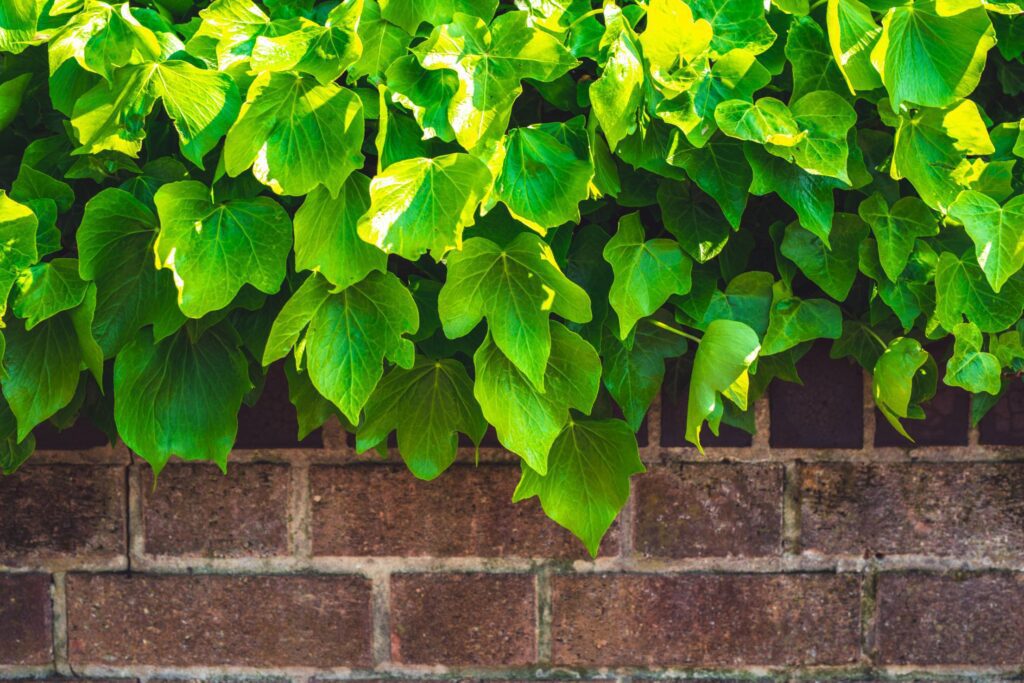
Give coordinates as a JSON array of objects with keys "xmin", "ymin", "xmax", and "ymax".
[
  {"xmin": 979, "ymin": 378, "xmax": 1024, "ymax": 444},
  {"xmin": 550, "ymin": 573, "xmax": 860, "ymax": 666},
  {"xmin": 34, "ymin": 419, "xmax": 110, "ymax": 450},
  {"xmin": 770, "ymin": 343, "xmax": 863, "ymax": 448},
  {"xmin": 0, "ymin": 574, "xmax": 52, "ymax": 665},
  {"xmin": 0, "ymin": 465, "xmax": 125, "ymax": 563},
  {"xmin": 633, "ymin": 464, "xmax": 783, "ymax": 558},
  {"xmin": 140, "ymin": 463, "xmax": 290, "ymax": 557},
  {"xmin": 800, "ymin": 463, "xmax": 1024, "ymax": 557},
  {"xmin": 877, "ymin": 572, "xmax": 1024, "ymax": 664},
  {"xmin": 390, "ymin": 573, "xmax": 536, "ymax": 666},
  {"xmin": 66, "ymin": 573, "xmax": 372, "ymax": 667},
  {"xmin": 311, "ymin": 464, "xmax": 608, "ymax": 558}
]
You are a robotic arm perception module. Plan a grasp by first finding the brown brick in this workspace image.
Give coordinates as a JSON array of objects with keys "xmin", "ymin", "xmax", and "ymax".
[
  {"xmin": 311, "ymin": 464, "xmax": 607, "ymax": 558},
  {"xmin": 800, "ymin": 463, "xmax": 1024, "ymax": 557},
  {"xmin": 390, "ymin": 573, "xmax": 536, "ymax": 665},
  {"xmin": 633, "ymin": 464, "xmax": 783, "ymax": 558},
  {"xmin": 0, "ymin": 574, "xmax": 52, "ymax": 665},
  {"xmin": 140, "ymin": 463, "xmax": 290, "ymax": 557},
  {"xmin": 877, "ymin": 572, "xmax": 1024, "ymax": 664},
  {"xmin": 550, "ymin": 573, "xmax": 860, "ymax": 666},
  {"xmin": 0, "ymin": 465, "xmax": 125, "ymax": 563},
  {"xmin": 67, "ymin": 573, "xmax": 371, "ymax": 667}
]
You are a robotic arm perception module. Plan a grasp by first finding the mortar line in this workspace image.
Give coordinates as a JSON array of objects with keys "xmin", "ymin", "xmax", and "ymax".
[
  {"xmin": 535, "ymin": 567, "xmax": 553, "ymax": 664},
  {"xmin": 288, "ymin": 463, "xmax": 312, "ymax": 559},
  {"xmin": 968, "ymin": 395, "xmax": 981, "ymax": 447},
  {"xmin": 127, "ymin": 463, "xmax": 145, "ymax": 568},
  {"xmin": 860, "ymin": 566, "xmax": 880, "ymax": 666},
  {"xmin": 781, "ymin": 461, "xmax": 801, "ymax": 556},
  {"xmin": 862, "ymin": 371, "xmax": 876, "ymax": 450},
  {"xmin": 752, "ymin": 395, "xmax": 771, "ymax": 452},
  {"xmin": 369, "ymin": 567, "xmax": 393, "ymax": 666},
  {"xmin": 50, "ymin": 572, "xmax": 70, "ymax": 676}
]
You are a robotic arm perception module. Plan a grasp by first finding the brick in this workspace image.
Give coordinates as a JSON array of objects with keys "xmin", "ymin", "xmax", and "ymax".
[
  {"xmin": 67, "ymin": 573, "xmax": 372, "ymax": 667},
  {"xmin": 34, "ymin": 419, "xmax": 109, "ymax": 450},
  {"xmin": 661, "ymin": 359, "xmax": 752, "ymax": 448},
  {"xmin": 633, "ymin": 464, "xmax": 783, "ymax": 558},
  {"xmin": 979, "ymin": 378, "xmax": 1024, "ymax": 444},
  {"xmin": 550, "ymin": 573, "xmax": 860, "ymax": 666},
  {"xmin": 235, "ymin": 362, "xmax": 322, "ymax": 448},
  {"xmin": 390, "ymin": 573, "xmax": 536, "ymax": 665},
  {"xmin": 770, "ymin": 343, "xmax": 863, "ymax": 448},
  {"xmin": 311, "ymin": 464, "xmax": 608, "ymax": 558},
  {"xmin": 874, "ymin": 382, "xmax": 969, "ymax": 446},
  {"xmin": 140, "ymin": 463, "xmax": 290, "ymax": 557},
  {"xmin": 0, "ymin": 465, "xmax": 125, "ymax": 563},
  {"xmin": 0, "ymin": 574, "xmax": 52, "ymax": 665},
  {"xmin": 877, "ymin": 572, "xmax": 1024, "ymax": 664},
  {"xmin": 800, "ymin": 463, "xmax": 1024, "ymax": 557}
]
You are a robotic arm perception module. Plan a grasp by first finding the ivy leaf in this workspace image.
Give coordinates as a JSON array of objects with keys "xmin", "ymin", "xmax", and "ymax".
[
  {"xmin": 934, "ymin": 250, "xmax": 1024, "ymax": 332},
  {"xmin": 685, "ymin": 318, "xmax": 760, "ymax": 452},
  {"xmin": 872, "ymin": 336, "xmax": 936, "ymax": 440},
  {"xmin": 0, "ymin": 191, "xmax": 38, "ymax": 317},
  {"xmin": 11, "ymin": 165, "xmax": 74, "ymax": 214},
  {"xmin": 944, "ymin": 321, "xmax": 1001, "ymax": 394},
  {"xmin": 746, "ymin": 143, "xmax": 841, "ymax": 243},
  {"xmin": 412, "ymin": 10, "xmax": 577, "ymax": 151},
  {"xmin": 284, "ymin": 362, "xmax": 339, "ymax": 441},
  {"xmin": 512, "ymin": 417, "xmax": 644, "ymax": 557},
  {"xmin": 13, "ymin": 259, "xmax": 89, "ymax": 330},
  {"xmin": 185, "ymin": 0, "xmax": 272, "ymax": 71},
  {"xmin": 690, "ymin": 0, "xmax": 777, "ymax": 57},
  {"xmin": 261, "ymin": 273, "xmax": 333, "ymax": 366},
  {"xmin": 667, "ymin": 136, "xmax": 751, "ymax": 228},
  {"xmin": 439, "ymin": 233, "xmax": 592, "ymax": 389},
  {"xmin": 356, "ymin": 153, "xmax": 490, "ymax": 260},
  {"xmin": 639, "ymin": 0, "xmax": 712, "ymax": 96},
  {"xmin": 769, "ymin": 90, "xmax": 856, "ymax": 183},
  {"xmin": 604, "ymin": 212, "xmax": 693, "ymax": 339},
  {"xmin": 348, "ymin": 0, "xmax": 411, "ymax": 82},
  {"xmin": 701, "ymin": 271, "xmax": 775, "ymax": 337},
  {"xmin": 762, "ymin": 296, "xmax": 843, "ymax": 355},
  {"xmin": 0, "ymin": 0, "xmax": 47, "ymax": 54},
  {"xmin": 826, "ymin": 0, "xmax": 882, "ymax": 93},
  {"xmin": 495, "ymin": 123, "xmax": 594, "ymax": 233},
  {"xmin": 114, "ymin": 324, "xmax": 252, "ymax": 473},
  {"xmin": 77, "ymin": 188, "xmax": 182, "ymax": 356},
  {"xmin": 0, "ymin": 395, "xmax": 34, "ymax": 475},
  {"xmin": 48, "ymin": 3, "xmax": 161, "ymax": 80},
  {"xmin": 786, "ymin": 16, "xmax": 847, "ymax": 102},
  {"xmin": 871, "ymin": 0, "xmax": 995, "ymax": 109},
  {"xmin": 385, "ymin": 55, "xmax": 459, "ymax": 142},
  {"xmin": 380, "ymin": 0, "xmax": 497, "ymax": 34},
  {"xmin": 781, "ymin": 213, "xmax": 868, "ymax": 299},
  {"xmin": 357, "ymin": 356, "xmax": 487, "ymax": 480},
  {"xmin": 474, "ymin": 322, "xmax": 600, "ymax": 475},
  {"xmin": 293, "ymin": 173, "xmax": 386, "ymax": 290},
  {"xmin": 224, "ymin": 72, "xmax": 364, "ymax": 196},
  {"xmin": 589, "ymin": 5, "xmax": 645, "ymax": 152},
  {"xmin": 602, "ymin": 320, "xmax": 689, "ymax": 430},
  {"xmin": 249, "ymin": 0, "xmax": 363, "ymax": 84},
  {"xmin": 715, "ymin": 98, "xmax": 804, "ymax": 146},
  {"xmin": 949, "ymin": 190, "xmax": 1024, "ymax": 293},
  {"xmin": 304, "ymin": 271, "xmax": 419, "ymax": 423},
  {"xmin": 858, "ymin": 193, "xmax": 938, "ymax": 282},
  {"xmin": 658, "ymin": 180, "xmax": 732, "ymax": 263},
  {"xmin": 154, "ymin": 180, "xmax": 292, "ymax": 318}
]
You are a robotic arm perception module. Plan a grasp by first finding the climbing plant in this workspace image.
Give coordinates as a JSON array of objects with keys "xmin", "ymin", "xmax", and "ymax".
[{"xmin": 1, "ymin": 0, "xmax": 1022, "ymax": 555}]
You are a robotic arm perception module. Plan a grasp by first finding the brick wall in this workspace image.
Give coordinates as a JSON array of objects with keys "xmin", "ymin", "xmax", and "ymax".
[{"xmin": 3, "ymin": 349, "xmax": 1024, "ymax": 681}]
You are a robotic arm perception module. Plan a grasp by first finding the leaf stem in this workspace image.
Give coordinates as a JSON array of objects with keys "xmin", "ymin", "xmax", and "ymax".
[
  {"xmin": 863, "ymin": 325, "xmax": 888, "ymax": 349},
  {"xmin": 567, "ymin": 7, "xmax": 604, "ymax": 30},
  {"xmin": 650, "ymin": 319, "xmax": 702, "ymax": 343},
  {"xmin": 808, "ymin": 0, "xmax": 828, "ymax": 11}
]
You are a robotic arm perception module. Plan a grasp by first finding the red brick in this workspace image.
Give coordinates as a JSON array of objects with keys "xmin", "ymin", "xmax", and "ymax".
[
  {"xmin": 140, "ymin": 463, "xmax": 290, "ymax": 557},
  {"xmin": 67, "ymin": 573, "xmax": 372, "ymax": 667},
  {"xmin": 390, "ymin": 573, "xmax": 536, "ymax": 665},
  {"xmin": 311, "ymin": 464, "xmax": 608, "ymax": 558},
  {"xmin": 550, "ymin": 573, "xmax": 860, "ymax": 666},
  {"xmin": 800, "ymin": 463, "xmax": 1024, "ymax": 557},
  {"xmin": 0, "ymin": 574, "xmax": 52, "ymax": 665},
  {"xmin": 633, "ymin": 464, "xmax": 783, "ymax": 558},
  {"xmin": 877, "ymin": 572, "xmax": 1024, "ymax": 664},
  {"xmin": 0, "ymin": 465, "xmax": 125, "ymax": 563}
]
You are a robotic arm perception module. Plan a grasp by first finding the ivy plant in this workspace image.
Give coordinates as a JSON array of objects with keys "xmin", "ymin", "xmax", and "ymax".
[{"xmin": 2, "ymin": 0, "xmax": 1023, "ymax": 556}]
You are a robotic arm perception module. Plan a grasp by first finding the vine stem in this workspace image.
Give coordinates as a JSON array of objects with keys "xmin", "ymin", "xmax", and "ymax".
[
  {"xmin": 649, "ymin": 319, "xmax": 703, "ymax": 343},
  {"xmin": 567, "ymin": 7, "xmax": 604, "ymax": 30},
  {"xmin": 863, "ymin": 325, "xmax": 888, "ymax": 349}
]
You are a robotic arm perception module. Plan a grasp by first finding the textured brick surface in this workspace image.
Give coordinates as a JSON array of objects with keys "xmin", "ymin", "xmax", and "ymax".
[
  {"xmin": 235, "ymin": 362, "xmax": 322, "ymax": 448},
  {"xmin": 769, "ymin": 343, "xmax": 863, "ymax": 448},
  {"xmin": 66, "ymin": 574, "xmax": 372, "ymax": 666},
  {"xmin": 311, "ymin": 464, "xmax": 607, "ymax": 558},
  {"xmin": 0, "ymin": 574, "xmax": 52, "ymax": 665},
  {"xmin": 140, "ymin": 463, "xmax": 290, "ymax": 557},
  {"xmin": 877, "ymin": 572, "xmax": 1024, "ymax": 664},
  {"xmin": 800, "ymin": 463, "xmax": 1024, "ymax": 557},
  {"xmin": 979, "ymin": 378, "xmax": 1024, "ymax": 444},
  {"xmin": 0, "ymin": 465, "xmax": 125, "ymax": 562},
  {"xmin": 633, "ymin": 464, "xmax": 783, "ymax": 558},
  {"xmin": 390, "ymin": 573, "xmax": 536, "ymax": 665},
  {"xmin": 550, "ymin": 573, "xmax": 861, "ymax": 666}
]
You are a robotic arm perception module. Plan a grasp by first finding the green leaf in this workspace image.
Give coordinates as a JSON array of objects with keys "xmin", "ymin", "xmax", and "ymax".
[
  {"xmin": 249, "ymin": 0, "xmax": 362, "ymax": 84},
  {"xmin": 831, "ymin": 319, "xmax": 888, "ymax": 369},
  {"xmin": 826, "ymin": 0, "xmax": 882, "ymax": 93},
  {"xmin": 590, "ymin": 4, "xmax": 645, "ymax": 151},
  {"xmin": 858, "ymin": 193, "xmax": 938, "ymax": 281},
  {"xmin": 781, "ymin": 213, "xmax": 867, "ymax": 299},
  {"xmin": 48, "ymin": 2, "xmax": 160, "ymax": 80},
  {"xmin": 439, "ymin": 232, "xmax": 592, "ymax": 389},
  {"xmin": 13, "ymin": 259, "xmax": 89, "ymax": 330},
  {"xmin": 944, "ymin": 321, "xmax": 1001, "ymax": 394},
  {"xmin": 690, "ymin": 0, "xmax": 777, "ymax": 57},
  {"xmin": 639, "ymin": 0, "xmax": 712, "ymax": 96},
  {"xmin": 261, "ymin": 273, "xmax": 333, "ymax": 366},
  {"xmin": 154, "ymin": 180, "xmax": 292, "ymax": 318},
  {"xmin": 934, "ymin": 250, "xmax": 1024, "ymax": 332},
  {"xmin": 716, "ymin": 97, "xmax": 803, "ymax": 146},
  {"xmin": 701, "ymin": 271, "xmax": 775, "ymax": 337},
  {"xmin": 284, "ymin": 362, "xmax": 339, "ymax": 441},
  {"xmin": 357, "ymin": 356, "xmax": 487, "ymax": 480},
  {"xmin": 0, "ymin": 73, "xmax": 31, "ymax": 133},
  {"xmin": 0, "ymin": 395, "xmax": 34, "ymax": 475},
  {"xmin": 380, "ymin": 0, "xmax": 497, "ymax": 34},
  {"xmin": 185, "ymin": 0, "xmax": 272, "ymax": 71},
  {"xmin": 872, "ymin": 336, "xmax": 935, "ymax": 439},
  {"xmin": 746, "ymin": 143, "xmax": 841, "ymax": 243},
  {"xmin": 512, "ymin": 417, "xmax": 644, "ymax": 557},
  {"xmin": 871, "ymin": 0, "xmax": 995, "ymax": 109},
  {"xmin": 114, "ymin": 324, "xmax": 252, "ymax": 472},
  {"xmin": 412, "ymin": 10, "xmax": 577, "ymax": 151},
  {"xmin": 473, "ymin": 322, "xmax": 600, "ymax": 474},
  {"xmin": 304, "ymin": 271, "xmax": 418, "ymax": 423},
  {"xmin": 0, "ymin": 191, "xmax": 38, "ymax": 317},
  {"xmin": 11, "ymin": 165, "xmax": 75, "ymax": 214},
  {"xmin": 786, "ymin": 16, "xmax": 847, "ymax": 102},
  {"xmin": 293, "ymin": 173, "xmax": 386, "ymax": 290},
  {"xmin": 348, "ymin": 0, "xmax": 411, "ymax": 82},
  {"xmin": 495, "ymin": 123, "xmax": 594, "ymax": 233},
  {"xmin": 385, "ymin": 55, "xmax": 459, "ymax": 142},
  {"xmin": 658, "ymin": 179, "xmax": 732, "ymax": 263},
  {"xmin": 604, "ymin": 212, "xmax": 693, "ymax": 339},
  {"xmin": 224, "ymin": 72, "xmax": 364, "ymax": 196},
  {"xmin": 0, "ymin": 0, "xmax": 46, "ymax": 54},
  {"xmin": 949, "ymin": 190, "xmax": 1024, "ymax": 293},
  {"xmin": 667, "ymin": 136, "xmax": 751, "ymax": 228},
  {"xmin": 762, "ymin": 296, "xmax": 843, "ymax": 355},
  {"xmin": 769, "ymin": 90, "xmax": 857, "ymax": 183},
  {"xmin": 685, "ymin": 318, "xmax": 760, "ymax": 452},
  {"xmin": 602, "ymin": 319, "xmax": 689, "ymax": 430},
  {"xmin": 357, "ymin": 153, "xmax": 491, "ymax": 260}
]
